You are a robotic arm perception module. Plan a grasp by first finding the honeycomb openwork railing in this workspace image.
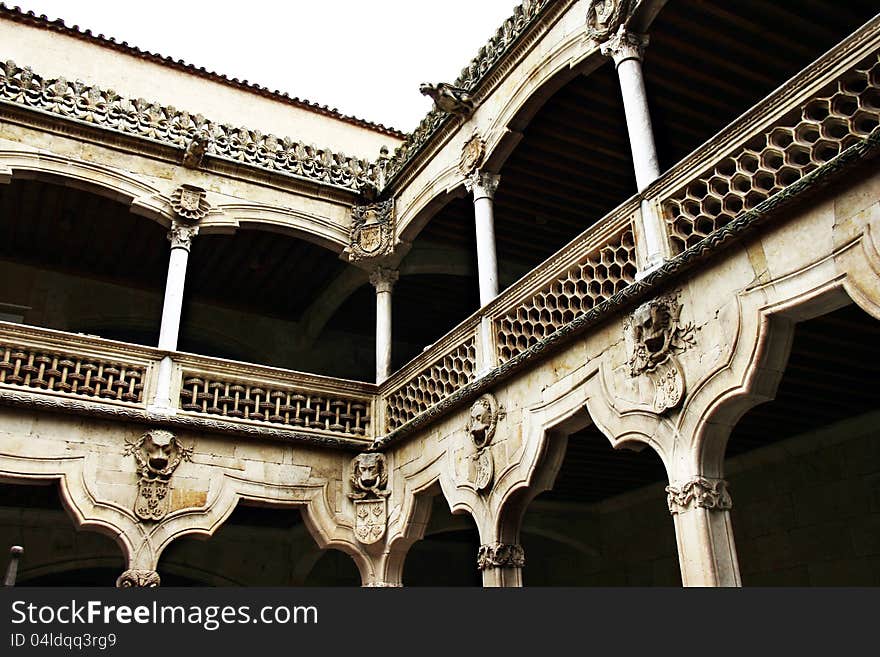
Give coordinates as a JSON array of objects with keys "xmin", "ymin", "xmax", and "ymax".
[
  {"xmin": 0, "ymin": 323, "xmax": 153, "ymax": 406},
  {"xmin": 660, "ymin": 51, "xmax": 880, "ymax": 253},
  {"xmin": 175, "ymin": 356, "xmax": 374, "ymax": 439}
]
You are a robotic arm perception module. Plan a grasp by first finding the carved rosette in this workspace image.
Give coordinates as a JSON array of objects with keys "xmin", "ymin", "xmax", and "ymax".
[
  {"xmin": 348, "ymin": 453, "xmax": 390, "ymax": 545},
  {"xmin": 586, "ymin": 0, "xmax": 633, "ymax": 42},
  {"xmin": 123, "ymin": 429, "xmax": 193, "ymax": 522},
  {"xmin": 666, "ymin": 478, "xmax": 733, "ymax": 515},
  {"xmin": 459, "ymin": 134, "xmax": 486, "ymax": 177},
  {"xmin": 624, "ymin": 293, "xmax": 695, "ymax": 413},
  {"xmin": 369, "ymin": 267, "xmax": 399, "ymax": 294},
  {"xmin": 477, "ymin": 543, "xmax": 525, "ymax": 571},
  {"xmin": 599, "ymin": 27, "xmax": 649, "ymax": 65},
  {"xmin": 116, "ymin": 569, "xmax": 161, "ymax": 588},
  {"xmin": 170, "ymin": 184, "xmax": 210, "ymax": 223},
  {"xmin": 347, "ymin": 199, "xmax": 395, "ymax": 262},
  {"xmin": 466, "ymin": 394, "xmax": 505, "ymax": 493},
  {"xmin": 464, "ymin": 171, "xmax": 501, "ymax": 200}
]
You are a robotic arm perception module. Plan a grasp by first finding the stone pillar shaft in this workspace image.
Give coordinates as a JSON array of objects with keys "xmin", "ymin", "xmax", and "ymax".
[
  {"xmin": 158, "ymin": 223, "xmax": 198, "ymax": 351},
  {"xmin": 371, "ymin": 268, "xmax": 398, "ymax": 384},
  {"xmin": 466, "ymin": 173, "xmax": 501, "ymax": 307}
]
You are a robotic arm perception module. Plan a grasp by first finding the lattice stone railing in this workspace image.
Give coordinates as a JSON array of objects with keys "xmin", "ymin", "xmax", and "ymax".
[
  {"xmin": 495, "ymin": 225, "xmax": 637, "ymax": 362},
  {"xmin": 661, "ymin": 53, "xmax": 880, "ymax": 253},
  {"xmin": 384, "ymin": 333, "xmax": 477, "ymax": 431},
  {"xmin": 176, "ymin": 358, "xmax": 373, "ymax": 438},
  {"xmin": 0, "ymin": 324, "xmax": 151, "ymax": 405}
]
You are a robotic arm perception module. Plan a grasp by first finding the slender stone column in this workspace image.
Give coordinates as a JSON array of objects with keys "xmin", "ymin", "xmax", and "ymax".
[
  {"xmin": 158, "ymin": 222, "xmax": 199, "ymax": 351},
  {"xmin": 666, "ymin": 477, "xmax": 741, "ymax": 586},
  {"xmin": 478, "ymin": 542, "xmax": 524, "ymax": 587},
  {"xmin": 465, "ymin": 171, "xmax": 501, "ymax": 307},
  {"xmin": 370, "ymin": 267, "xmax": 399, "ymax": 384}
]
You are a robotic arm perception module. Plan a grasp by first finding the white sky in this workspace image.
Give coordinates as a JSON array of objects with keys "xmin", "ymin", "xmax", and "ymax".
[{"xmin": 11, "ymin": 0, "xmax": 522, "ymax": 132}]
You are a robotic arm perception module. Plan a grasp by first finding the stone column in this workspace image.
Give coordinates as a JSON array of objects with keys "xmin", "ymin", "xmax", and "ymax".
[
  {"xmin": 465, "ymin": 171, "xmax": 501, "ymax": 307},
  {"xmin": 158, "ymin": 222, "xmax": 198, "ymax": 352},
  {"xmin": 478, "ymin": 542, "xmax": 525, "ymax": 587},
  {"xmin": 3, "ymin": 545, "xmax": 23, "ymax": 586},
  {"xmin": 602, "ymin": 28, "xmax": 669, "ymax": 270},
  {"xmin": 666, "ymin": 477, "xmax": 741, "ymax": 587},
  {"xmin": 370, "ymin": 267, "xmax": 399, "ymax": 384}
]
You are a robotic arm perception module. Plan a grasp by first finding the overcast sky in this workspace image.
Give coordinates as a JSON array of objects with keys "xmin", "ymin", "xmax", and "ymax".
[{"xmin": 12, "ymin": 0, "xmax": 522, "ymax": 132}]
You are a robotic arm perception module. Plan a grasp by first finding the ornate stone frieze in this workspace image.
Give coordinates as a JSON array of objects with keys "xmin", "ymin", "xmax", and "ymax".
[
  {"xmin": 459, "ymin": 134, "xmax": 486, "ymax": 177},
  {"xmin": 599, "ymin": 27, "xmax": 649, "ymax": 65},
  {"xmin": 666, "ymin": 478, "xmax": 732, "ymax": 515},
  {"xmin": 169, "ymin": 184, "xmax": 210, "ymax": 223},
  {"xmin": 116, "ymin": 569, "xmax": 161, "ymax": 587},
  {"xmin": 466, "ymin": 394, "xmax": 505, "ymax": 493},
  {"xmin": 348, "ymin": 452, "xmax": 389, "ymax": 545},
  {"xmin": 477, "ymin": 543, "xmax": 525, "ymax": 570},
  {"xmin": 464, "ymin": 171, "xmax": 501, "ymax": 199},
  {"xmin": 0, "ymin": 60, "xmax": 379, "ymax": 191},
  {"xmin": 182, "ymin": 131, "xmax": 211, "ymax": 169},
  {"xmin": 419, "ymin": 82, "xmax": 475, "ymax": 116},
  {"xmin": 347, "ymin": 199, "xmax": 395, "ymax": 262},
  {"xmin": 624, "ymin": 293, "xmax": 695, "ymax": 413},
  {"xmin": 369, "ymin": 267, "xmax": 399, "ymax": 294},
  {"xmin": 586, "ymin": 0, "xmax": 634, "ymax": 42},
  {"xmin": 383, "ymin": 1, "xmax": 550, "ymax": 183},
  {"xmin": 123, "ymin": 429, "xmax": 193, "ymax": 522}
]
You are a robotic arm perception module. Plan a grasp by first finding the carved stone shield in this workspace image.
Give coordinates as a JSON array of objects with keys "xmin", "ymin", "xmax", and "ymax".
[
  {"xmin": 650, "ymin": 358, "xmax": 684, "ymax": 413},
  {"xmin": 354, "ymin": 498, "xmax": 386, "ymax": 544},
  {"xmin": 135, "ymin": 479, "xmax": 171, "ymax": 521},
  {"xmin": 178, "ymin": 187, "xmax": 202, "ymax": 213},
  {"xmin": 473, "ymin": 448, "xmax": 494, "ymax": 492},
  {"xmin": 357, "ymin": 223, "xmax": 384, "ymax": 255}
]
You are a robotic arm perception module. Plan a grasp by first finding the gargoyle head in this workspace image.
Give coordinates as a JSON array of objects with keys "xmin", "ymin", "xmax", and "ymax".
[
  {"xmin": 349, "ymin": 452, "xmax": 389, "ymax": 499},
  {"xmin": 467, "ymin": 394, "xmax": 502, "ymax": 449}
]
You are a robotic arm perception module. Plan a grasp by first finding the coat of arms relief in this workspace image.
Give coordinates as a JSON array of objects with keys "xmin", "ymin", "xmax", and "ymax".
[{"xmin": 348, "ymin": 452, "xmax": 390, "ymax": 544}]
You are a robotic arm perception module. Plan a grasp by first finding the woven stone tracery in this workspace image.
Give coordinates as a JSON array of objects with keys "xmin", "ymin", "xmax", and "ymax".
[
  {"xmin": 663, "ymin": 54, "xmax": 880, "ymax": 253},
  {"xmin": 385, "ymin": 338, "xmax": 477, "ymax": 432},
  {"xmin": 496, "ymin": 228, "xmax": 637, "ymax": 363},
  {"xmin": 0, "ymin": 344, "xmax": 144, "ymax": 403},
  {"xmin": 179, "ymin": 375, "xmax": 370, "ymax": 437}
]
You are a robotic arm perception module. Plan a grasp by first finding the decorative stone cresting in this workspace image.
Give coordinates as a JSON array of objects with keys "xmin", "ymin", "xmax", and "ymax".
[
  {"xmin": 0, "ymin": 60, "xmax": 378, "ymax": 191},
  {"xmin": 586, "ymin": 0, "xmax": 633, "ymax": 42},
  {"xmin": 347, "ymin": 200, "xmax": 395, "ymax": 262},
  {"xmin": 666, "ymin": 478, "xmax": 732, "ymax": 515},
  {"xmin": 662, "ymin": 52, "xmax": 880, "ymax": 253},
  {"xmin": 123, "ymin": 429, "xmax": 192, "ymax": 521},
  {"xmin": 477, "ymin": 543, "xmax": 525, "ymax": 570},
  {"xmin": 116, "ymin": 569, "xmax": 161, "ymax": 587},
  {"xmin": 624, "ymin": 293, "xmax": 695, "ymax": 413},
  {"xmin": 467, "ymin": 393, "xmax": 505, "ymax": 493},
  {"xmin": 0, "ymin": 343, "xmax": 145, "ymax": 403},
  {"xmin": 496, "ymin": 227, "xmax": 637, "ymax": 363},
  {"xmin": 348, "ymin": 453, "xmax": 389, "ymax": 545}
]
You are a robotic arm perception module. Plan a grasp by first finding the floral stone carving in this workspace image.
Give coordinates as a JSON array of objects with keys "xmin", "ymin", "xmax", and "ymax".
[
  {"xmin": 348, "ymin": 452, "xmax": 390, "ymax": 545},
  {"xmin": 624, "ymin": 293, "xmax": 695, "ymax": 413},
  {"xmin": 477, "ymin": 543, "xmax": 525, "ymax": 570},
  {"xmin": 666, "ymin": 478, "xmax": 732, "ymax": 514},
  {"xmin": 123, "ymin": 429, "xmax": 193, "ymax": 522},
  {"xmin": 116, "ymin": 569, "xmax": 161, "ymax": 587},
  {"xmin": 347, "ymin": 199, "xmax": 395, "ymax": 262},
  {"xmin": 467, "ymin": 394, "xmax": 505, "ymax": 493}
]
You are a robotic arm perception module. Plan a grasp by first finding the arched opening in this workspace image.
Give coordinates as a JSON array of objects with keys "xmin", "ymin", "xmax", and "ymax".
[
  {"xmin": 403, "ymin": 495, "xmax": 481, "ymax": 586},
  {"xmin": 0, "ymin": 481, "xmax": 124, "ymax": 586},
  {"xmin": 157, "ymin": 502, "xmax": 360, "ymax": 586},
  {"xmin": 724, "ymin": 304, "xmax": 880, "ymax": 585},
  {"xmin": 0, "ymin": 178, "xmax": 167, "ymax": 345},
  {"xmin": 521, "ymin": 425, "xmax": 677, "ymax": 586}
]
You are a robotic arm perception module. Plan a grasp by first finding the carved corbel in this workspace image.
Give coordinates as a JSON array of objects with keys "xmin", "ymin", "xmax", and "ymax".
[
  {"xmin": 348, "ymin": 452, "xmax": 390, "ymax": 544},
  {"xmin": 123, "ymin": 429, "xmax": 193, "ymax": 522},
  {"xmin": 116, "ymin": 569, "xmax": 161, "ymax": 587}
]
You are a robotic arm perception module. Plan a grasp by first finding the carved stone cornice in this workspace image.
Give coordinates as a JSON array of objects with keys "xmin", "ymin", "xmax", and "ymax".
[
  {"xmin": 0, "ymin": 60, "xmax": 378, "ymax": 191},
  {"xmin": 464, "ymin": 171, "xmax": 501, "ymax": 200},
  {"xmin": 477, "ymin": 543, "xmax": 525, "ymax": 570},
  {"xmin": 369, "ymin": 267, "xmax": 399, "ymax": 294},
  {"xmin": 167, "ymin": 222, "xmax": 199, "ymax": 251},
  {"xmin": 600, "ymin": 27, "xmax": 649, "ymax": 66},
  {"xmin": 116, "ymin": 569, "xmax": 161, "ymax": 587},
  {"xmin": 666, "ymin": 478, "xmax": 733, "ymax": 515},
  {"xmin": 347, "ymin": 199, "xmax": 395, "ymax": 262}
]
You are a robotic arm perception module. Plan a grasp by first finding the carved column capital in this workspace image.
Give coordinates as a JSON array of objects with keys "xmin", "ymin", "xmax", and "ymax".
[
  {"xmin": 116, "ymin": 569, "xmax": 161, "ymax": 587},
  {"xmin": 464, "ymin": 171, "xmax": 501, "ymax": 201},
  {"xmin": 666, "ymin": 477, "xmax": 732, "ymax": 515},
  {"xmin": 363, "ymin": 582, "xmax": 402, "ymax": 588},
  {"xmin": 477, "ymin": 543, "xmax": 525, "ymax": 570},
  {"xmin": 167, "ymin": 222, "xmax": 199, "ymax": 251},
  {"xmin": 600, "ymin": 27, "xmax": 649, "ymax": 66},
  {"xmin": 369, "ymin": 267, "xmax": 399, "ymax": 294}
]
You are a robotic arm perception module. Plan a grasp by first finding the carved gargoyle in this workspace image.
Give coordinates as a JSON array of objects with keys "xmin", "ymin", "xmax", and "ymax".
[
  {"xmin": 420, "ymin": 82, "xmax": 474, "ymax": 116},
  {"xmin": 348, "ymin": 452, "xmax": 390, "ymax": 500},
  {"xmin": 182, "ymin": 131, "xmax": 211, "ymax": 169},
  {"xmin": 123, "ymin": 429, "xmax": 193, "ymax": 521}
]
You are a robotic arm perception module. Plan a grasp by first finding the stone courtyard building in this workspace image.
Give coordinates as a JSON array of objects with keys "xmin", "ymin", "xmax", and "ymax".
[{"xmin": 0, "ymin": 0, "xmax": 878, "ymax": 587}]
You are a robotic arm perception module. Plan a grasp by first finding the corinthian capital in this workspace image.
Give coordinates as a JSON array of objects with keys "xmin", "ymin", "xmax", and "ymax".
[
  {"xmin": 167, "ymin": 222, "xmax": 199, "ymax": 251},
  {"xmin": 369, "ymin": 266, "xmax": 399, "ymax": 294},
  {"xmin": 464, "ymin": 171, "xmax": 501, "ymax": 201},
  {"xmin": 600, "ymin": 26, "xmax": 649, "ymax": 66}
]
